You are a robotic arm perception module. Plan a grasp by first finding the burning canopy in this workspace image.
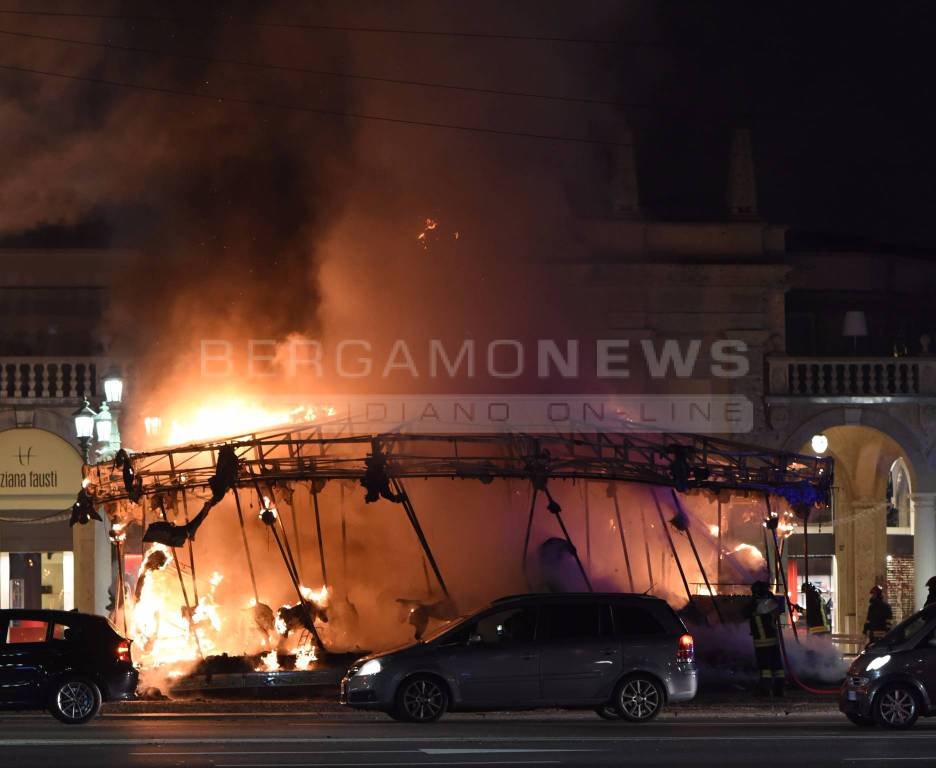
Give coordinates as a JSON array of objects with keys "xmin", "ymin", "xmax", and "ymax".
[
  {"xmin": 75, "ymin": 426, "xmax": 832, "ymax": 684},
  {"xmin": 81, "ymin": 427, "xmax": 833, "ymax": 512}
]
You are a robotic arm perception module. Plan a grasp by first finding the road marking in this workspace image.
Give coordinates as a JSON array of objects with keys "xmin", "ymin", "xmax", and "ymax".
[
  {"xmin": 842, "ymin": 755, "xmax": 933, "ymax": 763},
  {"xmin": 422, "ymin": 749, "xmax": 598, "ymax": 754},
  {"xmin": 6, "ymin": 733, "xmax": 936, "ymax": 747},
  {"xmin": 132, "ymin": 751, "xmax": 420, "ymax": 756},
  {"xmin": 216, "ymin": 763, "xmax": 560, "ymax": 767},
  {"xmin": 131, "ymin": 749, "xmax": 598, "ymax": 756}
]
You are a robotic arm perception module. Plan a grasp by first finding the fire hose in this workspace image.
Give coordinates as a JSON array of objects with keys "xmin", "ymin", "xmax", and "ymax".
[{"xmin": 777, "ymin": 626, "xmax": 841, "ymax": 695}]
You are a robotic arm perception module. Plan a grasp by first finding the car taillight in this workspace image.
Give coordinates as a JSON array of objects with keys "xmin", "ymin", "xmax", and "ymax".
[
  {"xmin": 677, "ymin": 633, "xmax": 694, "ymax": 663},
  {"xmin": 117, "ymin": 642, "xmax": 131, "ymax": 663}
]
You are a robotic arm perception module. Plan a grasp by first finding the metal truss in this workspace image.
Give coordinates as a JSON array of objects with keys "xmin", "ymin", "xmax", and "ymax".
[{"xmin": 84, "ymin": 424, "xmax": 833, "ymax": 508}]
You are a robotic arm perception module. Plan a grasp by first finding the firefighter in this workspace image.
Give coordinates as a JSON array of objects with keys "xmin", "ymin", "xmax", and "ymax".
[
  {"xmin": 864, "ymin": 585, "xmax": 893, "ymax": 643},
  {"xmin": 746, "ymin": 580, "xmax": 785, "ymax": 697},
  {"xmin": 802, "ymin": 582, "xmax": 831, "ymax": 636},
  {"xmin": 925, "ymin": 576, "xmax": 936, "ymax": 608}
]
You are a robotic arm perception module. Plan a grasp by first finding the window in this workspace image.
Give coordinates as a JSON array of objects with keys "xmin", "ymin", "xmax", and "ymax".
[
  {"xmin": 539, "ymin": 603, "xmax": 610, "ymax": 642},
  {"xmin": 471, "ymin": 607, "xmax": 537, "ymax": 645},
  {"xmin": 5, "ymin": 619, "xmax": 48, "ymax": 644},
  {"xmin": 880, "ymin": 613, "xmax": 930, "ymax": 647},
  {"xmin": 612, "ymin": 604, "xmax": 666, "ymax": 637},
  {"xmin": 52, "ymin": 623, "xmax": 78, "ymax": 642}
]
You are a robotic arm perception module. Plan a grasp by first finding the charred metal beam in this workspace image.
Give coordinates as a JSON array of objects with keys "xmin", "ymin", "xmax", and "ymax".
[{"xmin": 392, "ymin": 478, "xmax": 449, "ymax": 598}]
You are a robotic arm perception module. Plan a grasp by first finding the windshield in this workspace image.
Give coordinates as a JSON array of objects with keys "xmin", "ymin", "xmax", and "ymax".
[{"xmin": 874, "ymin": 610, "xmax": 934, "ymax": 648}]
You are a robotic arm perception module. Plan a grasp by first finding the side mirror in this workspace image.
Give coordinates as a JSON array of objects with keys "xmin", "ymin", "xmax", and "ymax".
[{"xmin": 468, "ymin": 633, "xmax": 483, "ymax": 646}]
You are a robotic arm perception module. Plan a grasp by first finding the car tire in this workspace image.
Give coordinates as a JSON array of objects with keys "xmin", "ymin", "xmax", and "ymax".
[
  {"xmin": 595, "ymin": 704, "xmax": 622, "ymax": 720},
  {"xmin": 873, "ymin": 683, "xmax": 920, "ymax": 730},
  {"xmin": 48, "ymin": 676, "xmax": 102, "ymax": 725},
  {"xmin": 393, "ymin": 675, "xmax": 448, "ymax": 723},
  {"xmin": 845, "ymin": 712, "xmax": 876, "ymax": 727},
  {"xmin": 615, "ymin": 675, "xmax": 664, "ymax": 723}
]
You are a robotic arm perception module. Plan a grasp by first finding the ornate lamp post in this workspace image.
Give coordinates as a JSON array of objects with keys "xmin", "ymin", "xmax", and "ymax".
[
  {"xmin": 72, "ymin": 399, "xmax": 96, "ymax": 463},
  {"xmin": 71, "ymin": 369, "xmax": 126, "ymax": 462}
]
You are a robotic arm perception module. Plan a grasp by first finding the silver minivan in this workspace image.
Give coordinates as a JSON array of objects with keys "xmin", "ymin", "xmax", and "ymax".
[{"xmin": 340, "ymin": 593, "xmax": 697, "ymax": 722}]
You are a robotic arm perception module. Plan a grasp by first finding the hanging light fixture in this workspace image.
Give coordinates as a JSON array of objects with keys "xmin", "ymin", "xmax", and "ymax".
[
  {"xmin": 73, "ymin": 399, "xmax": 96, "ymax": 440},
  {"xmin": 102, "ymin": 368, "xmax": 124, "ymax": 404},
  {"xmin": 95, "ymin": 402, "xmax": 113, "ymax": 444},
  {"xmin": 811, "ymin": 433, "xmax": 829, "ymax": 454}
]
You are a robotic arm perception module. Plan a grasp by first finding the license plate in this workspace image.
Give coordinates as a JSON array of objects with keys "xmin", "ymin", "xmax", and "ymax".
[{"xmin": 847, "ymin": 690, "xmax": 857, "ymax": 701}]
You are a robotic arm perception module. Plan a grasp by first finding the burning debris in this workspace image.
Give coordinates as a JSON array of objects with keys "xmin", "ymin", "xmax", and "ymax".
[
  {"xmin": 396, "ymin": 596, "xmax": 459, "ymax": 641},
  {"xmin": 416, "ymin": 217, "xmax": 459, "ymax": 250},
  {"xmin": 142, "ymin": 446, "xmax": 240, "ymax": 546},
  {"xmin": 134, "ymin": 545, "xmax": 170, "ymax": 601}
]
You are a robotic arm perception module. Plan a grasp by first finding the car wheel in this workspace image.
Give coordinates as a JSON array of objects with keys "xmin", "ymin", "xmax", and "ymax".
[
  {"xmin": 595, "ymin": 704, "xmax": 621, "ymax": 720},
  {"xmin": 393, "ymin": 675, "xmax": 448, "ymax": 723},
  {"xmin": 873, "ymin": 683, "xmax": 920, "ymax": 730},
  {"xmin": 48, "ymin": 677, "xmax": 102, "ymax": 725},
  {"xmin": 845, "ymin": 712, "xmax": 876, "ymax": 727},
  {"xmin": 616, "ymin": 675, "xmax": 664, "ymax": 723}
]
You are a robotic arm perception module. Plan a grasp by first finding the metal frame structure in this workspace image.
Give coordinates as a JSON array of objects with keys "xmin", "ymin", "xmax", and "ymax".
[
  {"xmin": 85, "ymin": 425, "xmax": 833, "ymax": 505},
  {"xmin": 83, "ymin": 424, "xmax": 833, "ymax": 654}
]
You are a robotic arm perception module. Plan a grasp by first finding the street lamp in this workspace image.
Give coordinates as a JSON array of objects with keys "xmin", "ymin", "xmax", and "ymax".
[
  {"xmin": 72, "ymin": 399, "xmax": 96, "ymax": 462},
  {"xmin": 95, "ymin": 402, "xmax": 113, "ymax": 444},
  {"xmin": 102, "ymin": 368, "xmax": 124, "ymax": 404},
  {"xmin": 811, "ymin": 433, "xmax": 829, "ymax": 455}
]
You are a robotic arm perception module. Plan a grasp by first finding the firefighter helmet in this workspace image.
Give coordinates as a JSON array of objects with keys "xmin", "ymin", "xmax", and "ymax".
[
  {"xmin": 751, "ymin": 580, "xmax": 770, "ymax": 597},
  {"xmin": 870, "ymin": 585, "xmax": 884, "ymax": 597},
  {"xmin": 927, "ymin": 576, "xmax": 936, "ymax": 589}
]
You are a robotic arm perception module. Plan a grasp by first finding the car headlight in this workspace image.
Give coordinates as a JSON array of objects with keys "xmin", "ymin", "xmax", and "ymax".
[
  {"xmin": 866, "ymin": 654, "xmax": 891, "ymax": 672},
  {"xmin": 355, "ymin": 659, "xmax": 383, "ymax": 677}
]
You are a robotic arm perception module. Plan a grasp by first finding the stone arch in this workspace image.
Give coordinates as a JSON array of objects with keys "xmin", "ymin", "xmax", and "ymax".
[
  {"xmin": 0, "ymin": 408, "xmax": 84, "ymax": 458},
  {"xmin": 781, "ymin": 407, "xmax": 929, "ymax": 491}
]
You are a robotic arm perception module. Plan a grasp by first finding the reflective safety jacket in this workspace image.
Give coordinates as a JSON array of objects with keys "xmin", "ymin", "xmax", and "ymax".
[
  {"xmin": 748, "ymin": 596, "xmax": 781, "ymax": 647},
  {"xmin": 806, "ymin": 589, "xmax": 831, "ymax": 634}
]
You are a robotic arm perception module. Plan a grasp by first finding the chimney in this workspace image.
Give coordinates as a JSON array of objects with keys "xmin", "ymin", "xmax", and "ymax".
[
  {"xmin": 726, "ymin": 128, "xmax": 758, "ymax": 219},
  {"xmin": 610, "ymin": 122, "xmax": 641, "ymax": 219}
]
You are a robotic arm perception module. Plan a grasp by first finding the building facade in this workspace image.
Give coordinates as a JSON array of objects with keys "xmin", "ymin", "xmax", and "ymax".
[
  {"xmin": 0, "ymin": 247, "xmax": 128, "ymax": 616},
  {"xmin": 567, "ymin": 127, "xmax": 936, "ymax": 634}
]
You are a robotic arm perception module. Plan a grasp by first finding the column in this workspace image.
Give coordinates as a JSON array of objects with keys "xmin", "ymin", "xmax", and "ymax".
[
  {"xmin": 912, "ymin": 493, "xmax": 936, "ymax": 611},
  {"xmin": 852, "ymin": 500, "xmax": 888, "ymax": 623},
  {"xmin": 72, "ymin": 519, "xmax": 112, "ymax": 615}
]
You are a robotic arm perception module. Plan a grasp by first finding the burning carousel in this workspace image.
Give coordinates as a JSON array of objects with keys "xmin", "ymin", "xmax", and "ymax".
[{"xmin": 72, "ymin": 424, "xmax": 833, "ymax": 695}]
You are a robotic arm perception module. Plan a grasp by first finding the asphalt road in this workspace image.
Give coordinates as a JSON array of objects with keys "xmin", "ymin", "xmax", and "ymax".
[{"xmin": 2, "ymin": 710, "xmax": 934, "ymax": 768}]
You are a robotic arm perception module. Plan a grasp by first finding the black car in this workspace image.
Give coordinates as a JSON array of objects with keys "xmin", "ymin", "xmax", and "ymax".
[
  {"xmin": 0, "ymin": 609, "xmax": 138, "ymax": 724},
  {"xmin": 841, "ymin": 604, "xmax": 936, "ymax": 729}
]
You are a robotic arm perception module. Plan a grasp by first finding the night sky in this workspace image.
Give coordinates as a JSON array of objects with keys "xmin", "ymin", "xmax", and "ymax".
[{"xmin": 1, "ymin": 1, "xmax": 934, "ymax": 250}]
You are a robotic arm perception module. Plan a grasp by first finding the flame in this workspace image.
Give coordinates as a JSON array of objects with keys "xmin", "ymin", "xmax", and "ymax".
[
  {"xmin": 733, "ymin": 542, "xmax": 764, "ymax": 560},
  {"xmin": 164, "ymin": 398, "xmax": 336, "ymax": 446},
  {"xmin": 257, "ymin": 650, "xmax": 279, "ymax": 672},
  {"xmin": 709, "ymin": 524, "xmax": 719, "ymax": 536},
  {"xmin": 128, "ymin": 544, "xmax": 226, "ymax": 668},
  {"xmin": 294, "ymin": 643, "xmax": 317, "ymax": 670},
  {"xmin": 110, "ymin": 521, "xmax": 128, "ymax": 543},
  {"xmin": 299, "ymin": 584, "xmax": 329, "ymax": 608}
]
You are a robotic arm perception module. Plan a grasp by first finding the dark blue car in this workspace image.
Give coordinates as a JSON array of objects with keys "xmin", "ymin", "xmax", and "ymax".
[{"xmin": 0, "ymin": 609, "xmax": 138, "ymax": 724}]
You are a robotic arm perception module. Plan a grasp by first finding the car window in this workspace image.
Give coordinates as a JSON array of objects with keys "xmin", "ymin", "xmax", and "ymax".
[
  {"xmin": 470, "ymin": 607, "xmax": 537, "ymax": 645},
  {"xmin": 539, "ymin": 603, "xmax": 611, "ymax": 642},
  {"xmin": 878, "ymin": 612, "xmax": 931, "ymax": 647},
  {"xmin": 52, "ymin": 623, "xmax": 80, "ymax": 643},
  {"xmin": 5, "ymin": 619, "xmax": 49, "ymax": 644},
  {"xmin": 612, "ymin": 604, "xmax": 667, "ymax": 637}
]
